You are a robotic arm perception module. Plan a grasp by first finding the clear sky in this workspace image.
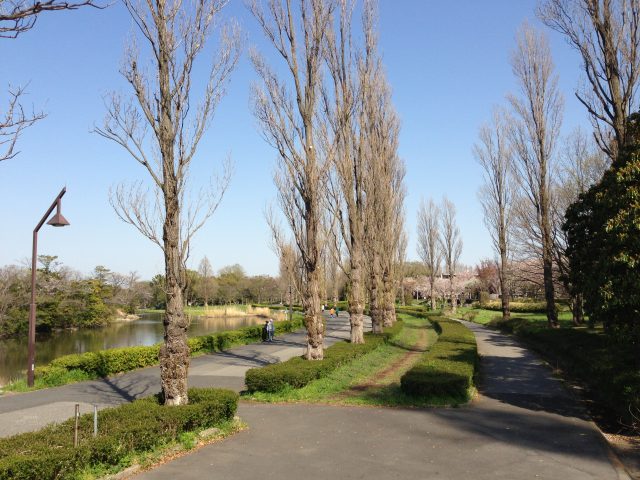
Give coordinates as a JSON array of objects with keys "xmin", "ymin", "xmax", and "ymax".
[{"xmin": 0, "ymin": 0, "xmax": 590, "ymax": 280}]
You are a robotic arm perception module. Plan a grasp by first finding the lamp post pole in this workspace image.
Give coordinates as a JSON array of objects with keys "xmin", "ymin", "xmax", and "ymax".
[{"xmin": 27, "ymin": 187, "xmax": 70, "ymax": 387}]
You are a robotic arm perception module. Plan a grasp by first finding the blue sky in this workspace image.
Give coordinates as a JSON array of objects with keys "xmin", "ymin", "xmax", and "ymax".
[{"xmin": 0, "ymin": 0, "xmax": 589, "ymax": 279}]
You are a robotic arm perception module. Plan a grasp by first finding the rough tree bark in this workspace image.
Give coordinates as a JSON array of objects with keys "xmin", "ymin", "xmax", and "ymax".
[{"xmin": 96, "ymin": 0, "xmax": 238, "ymax": 404}]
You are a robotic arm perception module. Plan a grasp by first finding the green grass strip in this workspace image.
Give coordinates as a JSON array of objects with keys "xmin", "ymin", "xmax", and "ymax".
[
  {"xmin": 244, "ymin": 321, "xmax": 403, "ymax": 393},
  {"xmin": 400, "ymin": 317, "xmax": 478, "ymax": 402}
]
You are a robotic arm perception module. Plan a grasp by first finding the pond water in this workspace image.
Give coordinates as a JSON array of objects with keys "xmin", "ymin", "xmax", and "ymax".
[{"xmin": 0, "ymin": 313, "xmax": 265, "ymax": 387}]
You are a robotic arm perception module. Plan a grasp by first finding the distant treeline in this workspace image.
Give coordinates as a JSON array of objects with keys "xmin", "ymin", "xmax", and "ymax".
[{"xmin": 0, "ymin": 258, "xmax": 289, "ymax": 338}]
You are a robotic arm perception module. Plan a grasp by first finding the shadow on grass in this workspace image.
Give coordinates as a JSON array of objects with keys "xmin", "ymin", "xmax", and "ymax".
[{"xmin": 341, "ymin": 382, "xmax": 467, "ymax": 408}]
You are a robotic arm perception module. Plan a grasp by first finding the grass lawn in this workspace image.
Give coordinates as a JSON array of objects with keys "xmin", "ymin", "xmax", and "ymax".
[
  {"xmin": 455, "ymin": 306, "xmax": 575, "ymax": 327},
  {"xmin": 245, "ymin": 313, "xmax": 473, "ymax": 407}
]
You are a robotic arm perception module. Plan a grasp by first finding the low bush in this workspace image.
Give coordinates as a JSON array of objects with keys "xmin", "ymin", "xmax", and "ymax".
[
  {"xmin": 460, "ymin": 310, "xmax": 478, "ymax": 322},
  {"xmin": 27, "ymin": 316, "xmax": 305, "ymax": 389},
  {"xmin": 482, "ymin": 300, "xmax": 550, "ymax": 313},
  {"xmin": 395, "ymin": 306, "xmax": 439, "ymax": 318},
  {"xmin": 0, "ymin": 388, "xmax": 238, "ymax": 480},
  {"xmin": 400, "ymin": 318, "xmax": 477, "ymax": 400},
  {"xmin": 245, "ymin": 321, "xmax": 403, "ymax": 393}
]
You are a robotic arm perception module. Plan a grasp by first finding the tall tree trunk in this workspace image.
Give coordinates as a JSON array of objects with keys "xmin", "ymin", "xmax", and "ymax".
[
  {"xmin": 429, "ymin": 275, "xmax": 436, "ymax": 310},
  {"xmin": 303, "ymin": 264, "xmax": 323, "ymax": 360},
  {"xmin": 499, "ymin": 250, "xmax": 511, "ymax": 322},
  {"xmin": 449, "ymin": 277, "xmax": 457, "ymax": 314},
  {"xmin": 158, "ymin": 32, "xmax": 189, "ymax": 405},
  {"xmin": 381, "ymin": 262, "xmax": 395, "ymax": 327},
  {"xmin": 571, "ymin": 292, "xmax": 584, "ymax": 326},
  {"xmin": 369, "ymin": 250, "xmax": 383, "ymax": 333},
  {"xmin": 160, "ymin": 191, "xmax": 190, "ymax": 406},
  {"xmin": 348, "ymin": 242, "xmax": 365, "ymax": 343},
  {"xmin": 303, "ymin": 187, "xmax": 323, "ymax": 360},
  {"xmin": 499, "ymin": 221, "xmax": 511, "ymax": 322},
  {"xmin": 541, "ymin": 184, "xmax": 558, "ymax": 328}
]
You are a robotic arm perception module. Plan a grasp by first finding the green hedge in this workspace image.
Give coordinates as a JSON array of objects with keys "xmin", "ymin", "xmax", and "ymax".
[
  {"xmin": 245, "ymin": 321, "xmax": 403, "ymax": 393},
  {"xmin": 0, "ymin": 388, "xmax": 238, "ymax": 480},
  {"xmin": 400, "ymin": 318, "xmax": 477, "ymax": 399},
  {"xmin": 395, "ymin": 306, "xmax": 440, "ymax": 318},
  {"xmin": 32, "ymin": 316, "xmax": 305, "ymax": 386},
  {"xmin": 482, "ymin": 300, "xmax": 551, "ymax": 313}
]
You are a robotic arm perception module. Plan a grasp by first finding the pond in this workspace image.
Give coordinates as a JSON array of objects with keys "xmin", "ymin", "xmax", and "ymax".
[{"xmin": 0, "ymin": 313, "xmax": 265, "ymax": 387}]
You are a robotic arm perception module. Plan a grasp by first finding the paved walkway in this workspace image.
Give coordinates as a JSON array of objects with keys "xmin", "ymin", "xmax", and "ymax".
[
  {"xmin": 133, "ymin": 319, "xmax": 629, "ymax": 480},
  {"xmin": 0, "ymin": 314, "xmax": 362, "ymax": 438},
  {"xmin": 0, "ymin": 316, "xmax": 629, "ymax": 479}
]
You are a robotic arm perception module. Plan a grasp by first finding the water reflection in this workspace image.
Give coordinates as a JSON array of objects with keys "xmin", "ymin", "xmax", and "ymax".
[{"xmin": 0, "ymin": 313, "xmax": 264, "ymax": 387}]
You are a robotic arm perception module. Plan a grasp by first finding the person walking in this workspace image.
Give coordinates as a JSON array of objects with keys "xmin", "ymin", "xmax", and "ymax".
[
  {"xmin": 267, "ymin": 318, "xmax": 275, "ymax": 342},
  {"xmin": 329, "ymin": 307, "xmax": 335, "ymax": 318}
]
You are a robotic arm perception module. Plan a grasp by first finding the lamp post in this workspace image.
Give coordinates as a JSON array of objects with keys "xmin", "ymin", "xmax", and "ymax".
[{"xmin": 27, "ymin": 187, "xmax": 70, "ymax": 387}]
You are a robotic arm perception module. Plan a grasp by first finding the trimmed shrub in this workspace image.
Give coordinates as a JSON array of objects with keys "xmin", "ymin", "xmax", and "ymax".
[
  {"xmin": 245, "ymin": 321, "xmax": 403, "ymax": 393},
  {"xmin": 482, "ymin": 300, "xmax": 558, "ymax": 314},
  {"xmin": 400, "ymin": 318, "xmax": 477, "ymax": 399},
  {"xmin": 395, "ymin": 306, "xmax": 440, "ymax": 318},
  {"xmin": 460, "ymin": 310, "xmax": 479, "ymax": 322},
  {"xmin": 0, "ymin": 388, "xmax": 238, "ymax": 480}
]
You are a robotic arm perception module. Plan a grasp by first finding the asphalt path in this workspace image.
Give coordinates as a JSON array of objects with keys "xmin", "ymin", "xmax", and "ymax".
[{"xmin": 133, "ymin": 319, "xmax": 629, "ymax": 480}]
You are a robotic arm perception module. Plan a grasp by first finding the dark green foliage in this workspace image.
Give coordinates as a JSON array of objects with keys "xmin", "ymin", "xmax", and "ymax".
[
  {"xmin": 564, "ymin": 115, "xmax": 640, "ymax": 349},
  {"xmin": 245, "ymin": 321, "xmax": 403, "ymax": 393},
  {"xmin": 0, "ymin": 388, "xmax": 238, "ymax": 480},
  {"xmin": 400, "ymin": 318, "xmax": 477, "ymax": 399},
  {"xmin": 32, "ymin": 316, "xmax": 305, "ymax": 387}
]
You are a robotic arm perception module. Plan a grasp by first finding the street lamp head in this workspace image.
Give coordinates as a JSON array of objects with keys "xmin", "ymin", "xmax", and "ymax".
[
  {"xmin": 47, "ymin": 212, "xmax": 70, "ymax": 227},
  {"xmin": 46, "ymin": 197, "xmax": 70, "ymax": 227}
]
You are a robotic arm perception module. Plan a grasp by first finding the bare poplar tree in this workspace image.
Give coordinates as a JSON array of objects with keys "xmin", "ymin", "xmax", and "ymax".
[
  {"xmin": 474, "ymin": 109, "xmax": 514, "ymax": 321},
  {"xmin": 250, "ymin": 0, "xmax": 335, "ymax": 359},
  {"xmin": 324, "ymin": 0, "xmax": 380, "ymax": 343},
  {"xmin": 417, "ymin": 198, "xmax": 441, "ymax": 310},
  {"xmin": 362, "ymin": 61, "xmax": 403, "ymax": 332},
  {"xmin": 508, "ymin": 24, "xmax": 563, "ymax": 328},
  {"xmin": 396, "ymin": 229, "xmax": 408, "ymax": 306},
  {"xmin": 95, "ymin": 0, "xmax": 239, "ymax": 405},
  {"xmin": 198, "ymin": 256, "xmax": 213, "ymax": 307},
  {"xmin": 1, "ymin": 0, "xmax": 100, "ymax": 161},
  {"xmin": 539, "ymin": 0, "xmax": 640, "ymax": 158},
  {"xmin": 380, "ymin": 171, "xmax": 405, "ymax": 327},
  {"xmin": 439, "ymin": 196, "xmax": 462, "ymax": 313}
]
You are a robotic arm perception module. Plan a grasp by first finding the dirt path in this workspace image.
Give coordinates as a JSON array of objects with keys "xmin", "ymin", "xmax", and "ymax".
[{"xmin": 333, "ymin": 324, "xmax": 430, "ymax": 400}]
